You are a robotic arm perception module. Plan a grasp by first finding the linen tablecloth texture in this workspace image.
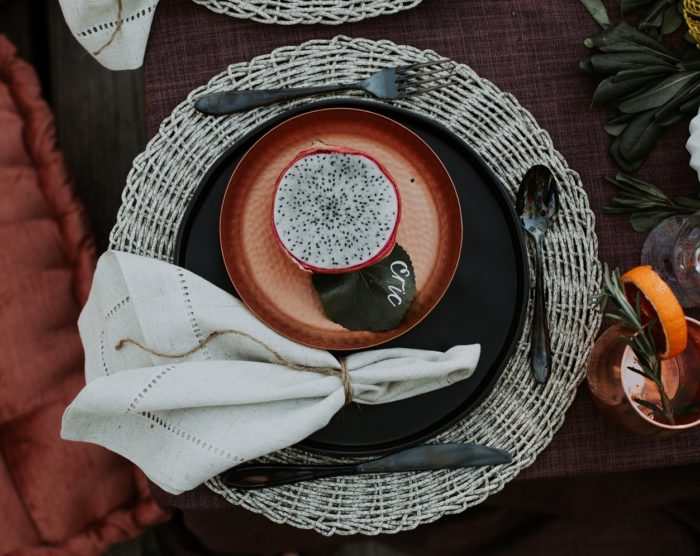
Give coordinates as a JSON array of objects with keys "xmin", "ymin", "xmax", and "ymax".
[{"xmin": 61, "ymin": 251, "xmax": 481, "ymax": 494}]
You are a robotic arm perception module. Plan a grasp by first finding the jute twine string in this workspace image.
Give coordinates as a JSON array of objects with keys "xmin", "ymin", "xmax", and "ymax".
[
  {"xmin": 110, "ymin": 37, "xmax": 602, "ymax": 536},
  {"xmin": 93, "ymin": 0, "xmax": 123, "ymax": 56},
  {"xmin": 115, "ymin": 329, "xmax": 353, "ymax": 404}
]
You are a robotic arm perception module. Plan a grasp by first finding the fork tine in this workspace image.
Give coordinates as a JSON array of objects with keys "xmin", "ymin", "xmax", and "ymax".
[
  {"xmin": 397, "ymin": 67, "xmax": 455, "ymax": 93},
  {"xmin": 399, "ymin": 82, "xmax": 452, "ymax": 98},
  {"xmin": 398, "ymin": 76, "xmax": 451, "ymax": 91},
  {"xmin": 396, "ymin": 68, "xmax": 453, "ymax": 84},
  {"xmin": 398, "ymin": 59, "xmax": 452, "ymax": 72}
]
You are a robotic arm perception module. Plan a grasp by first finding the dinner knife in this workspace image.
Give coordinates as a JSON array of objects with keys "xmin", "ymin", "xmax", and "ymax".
[{"xmin": 221, "ymin": 443, "xmax": 512, "ymax": 489}]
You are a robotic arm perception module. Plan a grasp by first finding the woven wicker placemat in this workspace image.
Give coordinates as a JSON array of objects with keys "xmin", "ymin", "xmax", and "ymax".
[
  {"xmin": 111, "ymin": 36, "xmax": 602, "ymax": 536},
  {"xmin": 192, "ymin": 0, "xmax": 423, "ymax": 25}
]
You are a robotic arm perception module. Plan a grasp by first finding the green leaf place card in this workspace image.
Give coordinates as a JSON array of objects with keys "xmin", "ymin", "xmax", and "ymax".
[{"xmin": 312, "ymin": 244, "xmax": 417, "ymax": 332}]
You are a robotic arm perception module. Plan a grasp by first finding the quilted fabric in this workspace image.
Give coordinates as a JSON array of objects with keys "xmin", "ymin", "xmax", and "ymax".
[{"xmin": 0, "ymin": 34, "xmax": 167, "ymax": 556}]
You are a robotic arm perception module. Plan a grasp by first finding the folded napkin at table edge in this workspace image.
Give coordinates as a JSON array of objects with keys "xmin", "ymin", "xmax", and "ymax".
[
  {"xmin": 58, "ymin": 0, "xmax": 159, "ymax": 71},
  {"xmin": 60, "ymin": 251, "xmax": 480, "ymax": 494}
]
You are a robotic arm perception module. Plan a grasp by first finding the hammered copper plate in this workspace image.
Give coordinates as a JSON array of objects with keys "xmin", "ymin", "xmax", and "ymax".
[{"xmin": 219, "ymin": 108, "xmax": 462, "ymax": 350}]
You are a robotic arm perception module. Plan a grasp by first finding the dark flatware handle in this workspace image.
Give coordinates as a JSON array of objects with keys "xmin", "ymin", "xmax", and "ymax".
[
  {"xmin": 221, "ymin": 444, "xmax": 512, "ymax": 489},
  {"xmin": 195, "ymin": 84, "xmax": 357, "ymax": 115},
  {"xmin": 531, "ymin": 237, "xmax": 551, "ymax": 384},
  {"xmin": 357, "ymin": 443, "xmax": 511, "ymax": 473},
  {"xmin": 222, "ymin": 464, "xmax": 350, "ymax": 489}
]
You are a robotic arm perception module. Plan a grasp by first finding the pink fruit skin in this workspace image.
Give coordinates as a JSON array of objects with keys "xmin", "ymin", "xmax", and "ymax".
[{"xmin": 271, "ymin": 146, "xmax": 402, "ymax": 274}]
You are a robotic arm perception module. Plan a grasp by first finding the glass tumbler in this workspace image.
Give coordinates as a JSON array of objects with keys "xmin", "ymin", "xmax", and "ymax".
[{"xmin": 641, "ymin": 212, "xmax": 700, "ymax": 308}]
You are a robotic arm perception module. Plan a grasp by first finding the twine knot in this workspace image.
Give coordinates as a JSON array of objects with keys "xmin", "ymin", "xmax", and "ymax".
[
  {"xmin": 93, "ymin": 0, "xmax": 123, "ymax": 56},
  {"xmin": 337, "ymin": 358, "xmax": 351, "ymax": 405},
  {"xmin": 115, "ymin": 329, "xmax": 353, "ymax": 404}
]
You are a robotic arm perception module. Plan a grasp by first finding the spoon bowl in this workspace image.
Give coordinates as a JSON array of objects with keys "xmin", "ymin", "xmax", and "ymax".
[{"xmin": 516, "ymin": 165, "xmax": 559, "ymax": 238}]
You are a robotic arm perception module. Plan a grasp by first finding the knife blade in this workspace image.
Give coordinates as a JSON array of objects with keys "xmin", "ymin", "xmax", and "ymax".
[{"xmin": 221, "ymin": 443, "xmax": 512, "ymax": 489}]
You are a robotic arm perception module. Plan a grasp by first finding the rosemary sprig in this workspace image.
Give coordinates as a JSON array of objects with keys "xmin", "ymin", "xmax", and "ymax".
[
  {"xmin": 597, "ymin": 265, "xmax": 676, "ymax": 423},
  {"xmin": 604, "ymin": 173, "xmax": 700, "ymax": 231}
]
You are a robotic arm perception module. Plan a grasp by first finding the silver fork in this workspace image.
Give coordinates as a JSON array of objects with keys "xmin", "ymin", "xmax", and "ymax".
[{"xmin": 194, "ymin": 60, "xmax": 454, "ymax": 115}]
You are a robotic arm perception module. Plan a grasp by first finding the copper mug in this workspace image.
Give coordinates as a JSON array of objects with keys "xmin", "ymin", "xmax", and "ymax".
[{"xmin": 587, "ymin": 317, "xmax": 700, "ymax": 435}]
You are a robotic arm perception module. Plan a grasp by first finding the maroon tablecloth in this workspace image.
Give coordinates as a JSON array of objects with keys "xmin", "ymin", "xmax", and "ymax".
[{"xmin": 142, "ymin": 0, "xmax": 700, "ymax": 552}]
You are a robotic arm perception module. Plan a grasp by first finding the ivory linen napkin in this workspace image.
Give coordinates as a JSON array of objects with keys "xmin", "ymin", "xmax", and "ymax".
[
  {"xmin": 61, "ymin": 251, "xmax": 480, "ymax": 494},
  {"xmin": 58, "ymin": 0, "xmax": 158, "ymax": 70}
]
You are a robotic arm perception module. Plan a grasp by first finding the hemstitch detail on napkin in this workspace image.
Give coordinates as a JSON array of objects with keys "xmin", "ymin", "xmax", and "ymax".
[
  {"xmin": 137, "ymin": 410, "xmax": 244, "ymax": 463},
  {"xmin": 105, "ymin": 295, "xmax": 130, "ymax": 320},
  {"xmin": 176, "ymin": 267, "xmax": 211, "ymax": 361},
  {"xmin": 76, "ymin": 4, "xmax": 156, "ymax": 37},
  {"xmin": 100, "ymin": 330, "xmax": 110, "ymax": 376},
  {"xmin": 125, "ymin": 365, "xmax": 176, "ymax": 413}
]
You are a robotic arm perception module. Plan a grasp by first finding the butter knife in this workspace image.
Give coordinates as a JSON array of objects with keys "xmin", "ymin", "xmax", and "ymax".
[{"xmin": 221, "ymin": 443, "xmax": 512, "ymax": 489}]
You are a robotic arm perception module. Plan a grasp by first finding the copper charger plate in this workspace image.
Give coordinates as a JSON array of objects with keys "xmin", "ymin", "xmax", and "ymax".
[{"xmin": 219, "ymin": 108, "xmax": 463, "ymax": 350}]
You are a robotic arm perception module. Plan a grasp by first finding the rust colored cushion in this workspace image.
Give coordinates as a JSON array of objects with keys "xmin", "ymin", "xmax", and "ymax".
[{"xmin": 0, "ymin": 34, "xmax": 168, "ymax": 556}]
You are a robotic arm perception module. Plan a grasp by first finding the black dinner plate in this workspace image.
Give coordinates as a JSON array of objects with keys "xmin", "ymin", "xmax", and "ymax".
[{"xmin": 175, "ymin": 99, "xmax": 529, "ymax": 456}]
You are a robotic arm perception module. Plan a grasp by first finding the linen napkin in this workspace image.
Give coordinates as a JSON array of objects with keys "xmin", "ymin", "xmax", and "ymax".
[
  {"xmin": 58, "ymin": 0, "xmax": 158, "ymax": 70},
  {"xmin": 61, "ymin": 251, "xmax": 480, "ymax": 494}
]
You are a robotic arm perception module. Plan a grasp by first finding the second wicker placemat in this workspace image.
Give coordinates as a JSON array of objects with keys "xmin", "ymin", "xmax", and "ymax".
[
  {"xmin": 110, "ymin": 36, "xmax": 602, "ymax": 536},
  {"xmin": 191, "ymin": 0, "xmax": 423, "ymax": 25}
]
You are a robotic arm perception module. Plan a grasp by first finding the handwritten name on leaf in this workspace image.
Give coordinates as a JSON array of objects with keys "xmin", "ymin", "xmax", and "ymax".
[{"xmin": 312, "ymin": 244, "xmax": 417, "ymax": 332}]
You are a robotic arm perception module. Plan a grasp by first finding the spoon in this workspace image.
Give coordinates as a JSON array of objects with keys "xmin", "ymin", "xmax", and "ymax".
[{"xmin": 515, "ymin": 165, "xmax": 559, "ymax": 384}]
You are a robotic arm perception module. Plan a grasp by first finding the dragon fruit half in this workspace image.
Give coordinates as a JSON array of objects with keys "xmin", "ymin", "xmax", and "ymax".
[{"xmin": 272, "ymin": 146, "xmax": 401, "ymax": 274}]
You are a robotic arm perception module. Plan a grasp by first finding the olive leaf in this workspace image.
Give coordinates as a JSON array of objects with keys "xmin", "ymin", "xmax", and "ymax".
[
  {"xmin": 654, "ymin": 78, "xmax": 700, "ymax": 124},
  {"xmin": 627, "ymin": 0, "xmax": 683, "ymax": 35},
  {"xmin": 604, "ymin": 174, "xmax": 700, "ymax": 231},
  {"xmin": 676, "ymin": 196, "xmax": 700, "ymax": 208},
  {"xmin": 680, "ymin": 95, "xmax": 700, "ymax": 113},
  {"xmin": 618, "ymin": 109, "xmax": 665, "ymax": 161},
  {"xmin": 580, "ymin": 0, "xmax": 611, "ymax": 28},
  {"xmin": 312, "ymin": 244, "xmax": 416, "ymax": 332},
  {"xmin": 604, "ymin": 113, "xmax": 635, "ymax": 136},
  {"xmin": 592, "ymin": 74, "xmax": 662, "ymax": 106},
  {"xmin": 618, "ymin": 71, "xmax": 700, "ymax": 113},
  {"xmin": 680, "ymin": 59, "xmax": 700, "ymax": 71},
  {"xmin": 606, "ymin": 65, "xmax": 676, "ymax": 79},
  {"xmin": 629, "ymin": 210, "xmax": 680, "ymax": 231},
  {"xmin": 589, "ymin": 52, "xmax": 674, "ymax": 74},
  {"xmin": 595, "ymin": 38, "xmax": 677, "ymax": 58},
  {"xmin": 610, "ymin": 136, "xmax": 646, "ymax": 172},
  {"xmin": 638, "ymin": 0, "xmax": 666, "ymax": 29},
  {"xmin": 610, "ymin": 173, "xmax": 676, "ymax": 201},
  {"xmin": 661, "ymin": 3, "xmax": 683, "ymax": 34},
  {"xmin": 585, "ymin": 22, "xmax": 677, "ymax": 59}
]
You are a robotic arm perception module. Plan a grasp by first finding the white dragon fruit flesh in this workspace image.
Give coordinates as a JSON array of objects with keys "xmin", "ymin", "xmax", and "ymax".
[{"xmin": 272, "ymin": 146, "xmax": 401, "ymax": 273}]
